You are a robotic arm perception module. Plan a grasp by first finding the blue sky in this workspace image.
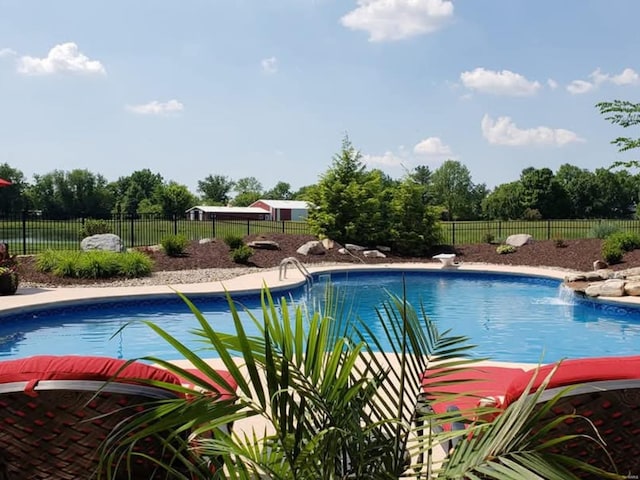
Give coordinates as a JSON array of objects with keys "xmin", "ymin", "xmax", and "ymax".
[{"xmin": 1, "ymin": 0, "xmax": 639, "ymax": 194}]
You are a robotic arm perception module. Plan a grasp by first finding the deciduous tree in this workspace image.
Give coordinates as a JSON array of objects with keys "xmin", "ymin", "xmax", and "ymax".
[
  {"xmin": 155, "ymin": 182, "xmax": 197, "ymax": 216},
  {"xmin": 596, "ymin": 99, "xmax": 640, "ymax": 169},
  {"xmin": 232, "ymin": 176, "xmax": 263, "ymax": 206},
  {"xmin": 519, "ymin": 167, "xmax": 570, "ymax": 219},
  {"xmin": 197, "ymin": 174, "xmax": 235, "ymax": 205},
  {"xmin": 31, "ymin": 169, "xmax": 113, "ymax": 218},
  {"xmin": 111, "ymin": 169, "xmax": 164, "ymax": 215},
  {"xmin": 482, "ymin": 182, "xmax": 524, "ymax": 220},
  {"xmin": 430, "ymin": 160, "xmax": 479, "ymax": 220},
  {"xmin": 0, "ymin": 163, "xmax": 27, "ymax": 215},
  {"xmin": 263, "ymin": 181, "xmax": 293, "ymax": 200}
]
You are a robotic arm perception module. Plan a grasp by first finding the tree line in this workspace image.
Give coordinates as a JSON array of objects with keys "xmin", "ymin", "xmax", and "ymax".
[
  {"xmin": 0, "ymin": 99, "xmax": 637, "ymax": 223},
  {"xmin": 0, "ymin": 166, "xmax": 304, "ymax": 218}
]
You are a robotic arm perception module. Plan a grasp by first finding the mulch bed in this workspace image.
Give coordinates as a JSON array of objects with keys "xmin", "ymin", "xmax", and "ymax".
[{"xmin": 16, "ymin": 234, "xmax": 640, "ymax": 287}]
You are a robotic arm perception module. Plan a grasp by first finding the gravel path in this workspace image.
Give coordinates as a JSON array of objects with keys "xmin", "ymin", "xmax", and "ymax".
[{"xmin": 20, "ymin": 267, "xmax": 267, "ymax": 289}]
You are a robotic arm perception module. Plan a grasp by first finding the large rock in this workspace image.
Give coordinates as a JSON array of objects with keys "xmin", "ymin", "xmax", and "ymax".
[
  {"xmin": 593, "ymin": 260, "xmax": 608, "ymax": 271},
  {"xmin": 505, "ymin": 234, "xmax": 533, "ymax": 247},
  {"xmin": 585, "ymin": 279, "xmax": 625, "ymax": 297},
  {"xmin": 247, "ymin": 240, "xmax": 280, "ymax": 250},
  {"xmin": 297, "ymin": 241, "xmax": 325, "ymax": 256},
  {"xmin": 345, "ymin": 243, "xmax": 366, "ymax": 251},
  {"xmin": 321, "ymin": 238, "xmax": 335, "ymax": 250},
  {"xmin": 363, "ymin": 250, "xmax": 386, "ymax": 258},
  {"xmin": 80, "ymin": 234, "xmax": 123, "ymax": 252},
  {"xmin": 613, "ymin": 267, "xmax": 640, "ymax": 279},
  {"xmin": 624, "ymin": 281, "xmax": 640, "ymax": 296}
]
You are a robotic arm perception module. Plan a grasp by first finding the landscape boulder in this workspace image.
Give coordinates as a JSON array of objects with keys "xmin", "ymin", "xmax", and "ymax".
[
  {"xmin": 584, "ymin": 279, "xmax": 625, "ymax": 298},
  {"xmin": 613, "ymin": 267, "xmax": 640, "ymax": 279},
  {"xmin": 593, "ymin": 259, "xmax": 608, "ymax": 270},
  {"xmin": 80, "ymin": 234, "xmax": 123, "ymax": 253},
  {"xmin": 363, "ymin": 250, "xmax": 386, "ymax": 258},
  {"xmin": 505, "ymin": 234, "xmax": 533, "ymax": 247},
  {"xmin": 297, "ymin": 241, "xmax": 325, "ymax": 256},
  {"xmin": 624, "ymin": 281, "xmax": 640, "ymax": 296},
  {"xmin": 345, "ymin": 243, "xmax": 366, "ymax": 251},
  {"xmin": 247, "ymin": 240, "xmax": 280, "ymax": 250},
  {"xmin": 321, "ymin": 238, "xmax": 335, "ymax": 250}
]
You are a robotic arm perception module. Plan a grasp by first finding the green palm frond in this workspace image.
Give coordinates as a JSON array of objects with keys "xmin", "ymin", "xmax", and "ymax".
[{"xmin": 429, "ymin": 364, "xmax": 625, "ymax": 480}]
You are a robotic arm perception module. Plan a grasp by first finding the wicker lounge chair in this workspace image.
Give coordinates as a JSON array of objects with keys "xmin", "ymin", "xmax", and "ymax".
[
  {"xmin": 0, "ymin": 355, "xmax": 238, "ymax": 479},
  {"xmin": 420, "ymin": 356, "xmax": 640, "ymax": 477}
]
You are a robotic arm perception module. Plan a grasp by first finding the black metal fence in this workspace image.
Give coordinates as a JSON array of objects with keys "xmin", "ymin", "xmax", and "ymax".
[
  {"xmin": 0, "ymin": 212, "xmax": 312, "ymax": 255},
  {"xmin": 2, "ymin": 213, "xmax": 639, "ymax": 255},
  {"xmin": 440, "ymin": 219, "xmax": 640, "ymax": 245}
]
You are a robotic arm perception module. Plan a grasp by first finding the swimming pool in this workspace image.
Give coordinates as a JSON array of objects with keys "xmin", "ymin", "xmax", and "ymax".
[{"xmin": 1, "ymin": 269, "xmax": 640, "ymax": 363}]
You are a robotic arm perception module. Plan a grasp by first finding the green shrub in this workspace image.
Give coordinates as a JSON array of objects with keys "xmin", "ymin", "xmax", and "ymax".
[
  {"xmin": 230, "ymin": 244, "xmax": 254, "ymax": 264},
  {"xmin": 601, "ymin": 242, "xmax": 623, "ymax": 264},
  {"xmin": 161, "ymin": 234, "xmax": 189, "ymax": 257},
  {"xmin": 79, "ymin": 219, "xmax": 112, "ymax": 239},
  {"xmin": 552, "ymin": 235, "xmax": 567, "ymax": 248},
  {"xmin": 496, "ymin": 244, "xmax": 516, "ymax": 254},
  {"xmin": 224, "ymin": 235, "xmax": 244, "ymax": 250},
  {"xmin": 35, "ymin": 250, "xmax": 154, "ymax": 279},
  {"xmin": 75, "ymin": 251, "xmax": 120, "ymax": 278},
  {"xmin": 481, "ymin": 232, "xmax": 495, "ymax": 244},
  {"xmin": 606, "ymin": 231, "xmax": 640, "ymax": 252},
  {"xmin": 35, "ymin": 250, "xmax": 68, "ymax": 272},
  {"xmin": 522, "ymin": 208, "xmax": 542, "ymax": 221},
  {"xmin": 589, "ymin": 223, "xmax": 621, "ymax": 239},
  {"xmin": 38, "ymin": 250, "xmax": 80, "ymax": 277},
  {"xmin": 117, "ymin": 251, "xmax": 154, "ymax": 278}
]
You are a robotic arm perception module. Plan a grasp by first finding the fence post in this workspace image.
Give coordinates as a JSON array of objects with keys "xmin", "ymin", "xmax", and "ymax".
[
  {"xmin": 498, "ymin": 221, "xmax": 502, "ymax": 239},
  {"xmin": 451, "ymin": 222, "xmax": 456, "ymax": 245},
  {"xmin": 173, "ymin": 214, "xmax": 178, "ymax": 236},
  {"xmin": 547, "ymin": 220, "xmax": 551, "ymax": 240},
  {"xmin": 129, "ymin": 215, "xmax": 135, "ymax": 248},
  {"xmin": 282, "ymin": 221, "xmax": 285, "ymax": 233},
  {"xmin": 247, "ymin": 220, "xmax": 250, "ymax": 236},
  {"xmin": 212, "ymin": 215, "xmax": 216, "ymax": 238},
  {"xmin": 21, "ymin": 210, "xmax": 27, "ymax": 255}
]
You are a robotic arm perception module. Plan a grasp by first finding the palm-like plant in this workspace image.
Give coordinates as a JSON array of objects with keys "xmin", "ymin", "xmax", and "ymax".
[{"xmin": 100, "ymin": 282, "xmax": 623, "ymax": 479}]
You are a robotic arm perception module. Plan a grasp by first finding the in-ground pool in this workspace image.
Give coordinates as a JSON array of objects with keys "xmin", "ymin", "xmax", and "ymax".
[{"xmin": 1, "ymin": 270, "xmax": 640, "ymax": 363}]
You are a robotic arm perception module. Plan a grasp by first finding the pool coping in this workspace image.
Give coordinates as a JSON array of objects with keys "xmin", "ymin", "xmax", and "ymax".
[{"xmin": 3, "ymin": 261, "xmax": 640, "ymax": 316}]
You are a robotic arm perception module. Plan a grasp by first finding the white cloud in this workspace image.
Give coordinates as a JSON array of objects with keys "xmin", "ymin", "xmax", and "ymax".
[
  {"xmin": 126, "ymin": 100, "xmax": 184, "ymax": 115},
  {"xmin": 362, "ymin": 151, "xmax": 404, "ymax": 167},
  {"xmin": 567, "ymin": 67, "xmax": 640, "ymax": 94},
  {"xmin": 547, "ymin": 78, "xmax": 558, "ymax": 90},
  {"xmin": 17, "ymin": 42, "xmax": 105, "ymax": 75},
  {"xmin": 611, "ymin": 68, "xmax": 640, "ymax": 86},
  {"xmin": 566, "ymin": 79, "xmax": 594, "ymax": 95},
  {"xmin": 460, "ymin": 68, "xmax": 541, "ymax": 96},
  {"xmin": 340, "ymin": 0, "xmax": 454, "ymax": 42},
  {"xmin": 413, "ymin": 137, "xmax": 452, "ymax": 156},
  {"xmin": 0, "ymin": 48, "xmax": 16, "ymax": 58},
  {"xmin": 261, "ymin": 56, "xmax": 278, "ymax": 74},
  {"xmin": 481, "ymin": 114, "xmax": 584, "ymax": 147}
]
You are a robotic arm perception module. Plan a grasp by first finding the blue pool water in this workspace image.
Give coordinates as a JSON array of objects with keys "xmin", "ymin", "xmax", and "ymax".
[{"xmin": 1, "ymin": 270, "xmax": 640, "ymax": 363}]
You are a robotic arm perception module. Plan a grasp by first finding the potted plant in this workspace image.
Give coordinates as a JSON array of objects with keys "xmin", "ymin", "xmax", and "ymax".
[{"xmin": 0, "ymin": 243, "xmax": 18, "ymax": 295}]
